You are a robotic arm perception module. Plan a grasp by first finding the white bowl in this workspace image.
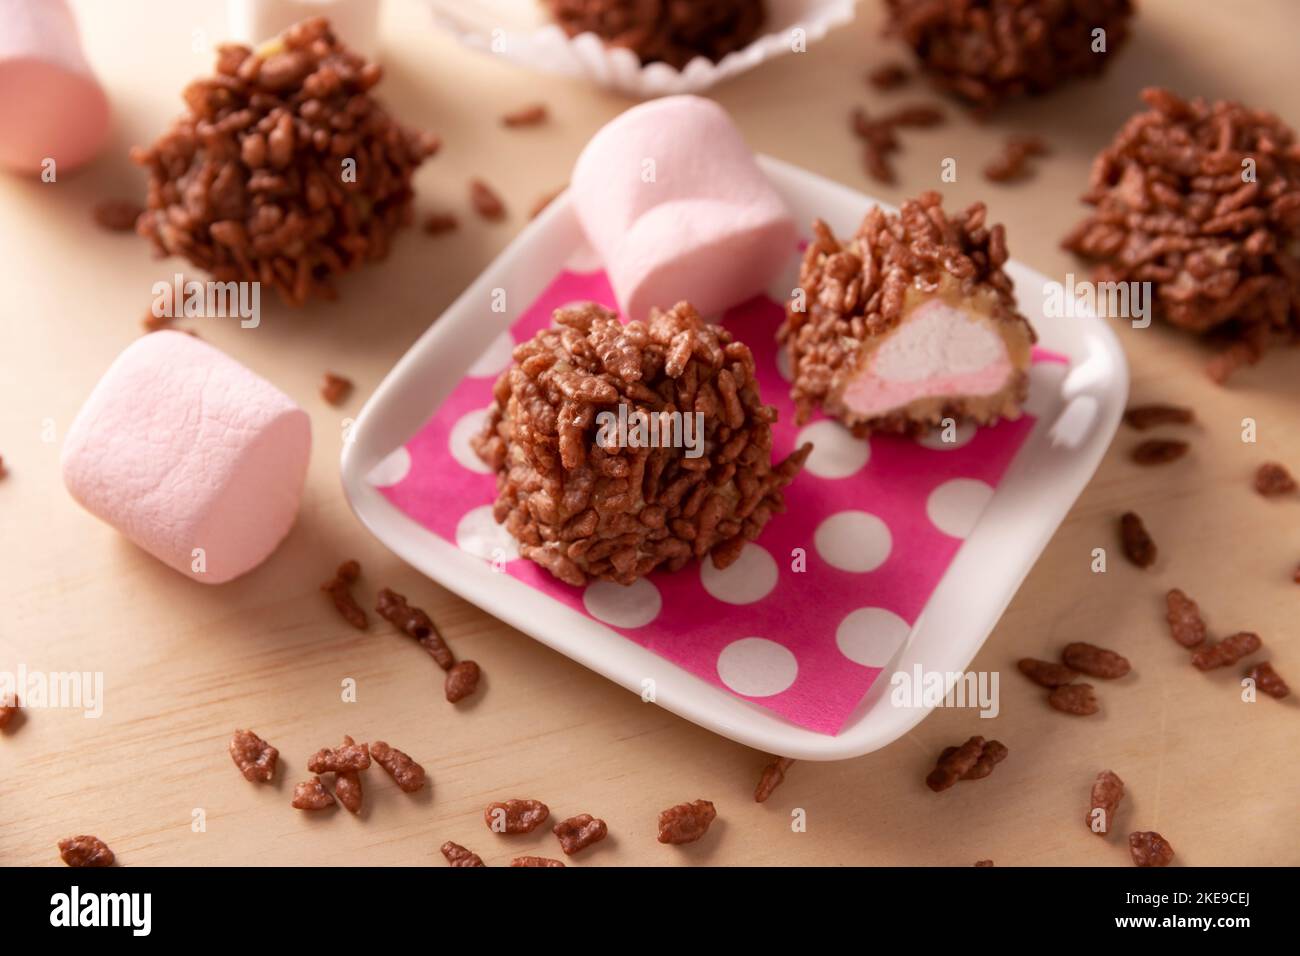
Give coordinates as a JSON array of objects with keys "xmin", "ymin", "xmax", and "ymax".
[{"xmin": 341, "ymin": 156, "xmax": 1128, "ymax": 760}]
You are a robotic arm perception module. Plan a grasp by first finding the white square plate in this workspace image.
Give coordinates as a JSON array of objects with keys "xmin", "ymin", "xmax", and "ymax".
[{"xmin": 340, "ymin": 157, "xmax": 1129, "ymax": 760}]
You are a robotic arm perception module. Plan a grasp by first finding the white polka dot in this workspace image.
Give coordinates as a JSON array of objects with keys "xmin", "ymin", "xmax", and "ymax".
[
  {"xmin": 700, "ymin": 543, "xmax": 778, "ymax": 604},
  {"xmin": 565, "ymin": 240, "xmax": 602, "ymax": 273},
  {"xmin": 916, "ymin": 419, "xmax": 977, "ymax": 450},
  {"xmin": 449, "ymin": 407, "xmax": 491, "ymax": 473},
  {"xmin": 583, "ymin": 577, "xmax": 662, "ymax": 629},
  {"xmin": 467, "ymin": 332, "xmax": 515, "ymax": 378},
  {"xmin": 926, "ymin": 478, "xmax": 994, "ymax": 538},
  {"xmin": 776, "ymin": 344, "xmax": 794, "ymax": 382},
  {"xmin": 796, "ymin": 420, "xmax": 871, "ymax": 479},
  {"xmin": 836, "ymin": 607, "xmax": 911, "ymax": 667},
  {"xmin": 814, "ymin": 511, "xmax": 892, "ymax": 572},
  {"xmin": 716, "ymin": 637, "xmax": 798, "ymax": 697},
  {"xmin": 366, "ymin": 446, "xmax": 411, "ymax": 487},
  {"xmin": 455, "ymin": 505, "xmax": 520, "ymax": 562},
  {"xmin": 1023, "ymin": 361, "xmax": 1068, "ymax": 418}
]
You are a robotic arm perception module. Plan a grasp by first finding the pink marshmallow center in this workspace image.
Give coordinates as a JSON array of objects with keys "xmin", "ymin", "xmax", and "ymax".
[{"xmin": 842, "ymin": 299, "xmax": 1012, "ymax": 417}]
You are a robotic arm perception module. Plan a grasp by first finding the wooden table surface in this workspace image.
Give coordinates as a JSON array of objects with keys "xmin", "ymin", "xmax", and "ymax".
[{"xmin": 1, "ymin": 0, "xmax": 1296, "ymax": 867}]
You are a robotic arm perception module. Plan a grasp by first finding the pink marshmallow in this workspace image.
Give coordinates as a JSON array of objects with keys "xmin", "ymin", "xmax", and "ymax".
[
  {"xmin": 571, "ymin": 95, "xmax": 795, "ymax": 321},
  {"xmin": 842, "ymin": 299, "xmax": 1015, "ymax": 417},
  {"xmin": 62, "ymin": 332, "xmax": 311, "ymax": 584},
  {"xmin": 0, "ymin": 0, "xmax": 110, "ymax": 174}
]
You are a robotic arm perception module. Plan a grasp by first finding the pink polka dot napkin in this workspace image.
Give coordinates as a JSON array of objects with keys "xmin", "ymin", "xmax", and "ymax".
[{"xmin": 377, "ymin": 268, "xmax": 1066, "ymax": 735}]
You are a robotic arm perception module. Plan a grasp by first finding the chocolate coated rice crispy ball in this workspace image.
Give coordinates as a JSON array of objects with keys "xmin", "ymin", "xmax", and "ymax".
[
  {"xmin": 544, "ymin": 0, "xmax": 766, "ymax": 70},
  {"xmin": 885, "ymin": 0, "xmax": 1134, "ymax": 113},
  {"xmin": 780, "ymin": 191, "xmax": 1036, "ymax": 434},
  {"xmin": 1063, "ymin": 87, "xmax": 1300, "ymax": 382},
  {"xmin": 473, "ymin": 302, "xmax": 811, "ymax": 587},
  {"xmin": 131, "ymin": 17, "xmax": 439, "ymax": 306}
]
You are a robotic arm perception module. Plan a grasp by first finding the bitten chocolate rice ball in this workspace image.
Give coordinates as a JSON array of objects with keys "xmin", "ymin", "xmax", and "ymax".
[
  {"xmin": 1064, "ymin": 88, "xmax": 1300, "ymax": 382},
  {"xmin": 885, "ymin": 0, "xmax": 1134, "ymax": 113},
  {"xmin": 472, "ymin": 301, "xmax": 810, "ymax": 587},
  {"xmin": 779, "ymin": 191, "xmax": 1036, "ymax": 435},
  {"xmin": 131, "ymin": 17, "xmax": 439, "ymax": 306},
  {"xmin": 544, "ymin": 0, "xmax": 766, "ymax": 70}
]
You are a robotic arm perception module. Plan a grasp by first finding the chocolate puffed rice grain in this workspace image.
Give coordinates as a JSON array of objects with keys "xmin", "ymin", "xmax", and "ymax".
[
  {"xmin": 333, "ymin": 735, "xmax": 364, "ymax": 813},
  {"xmin": 1062, "ymin": 642, "xmax": 1131, "ymax": 680},
  {"xmin": 291, "ymin": 776, "xmax": 336, "ymax": 810},
  {"xmin": 1119, "ymin": 512, "xmax": 1156, "ymax": 568},
  {"xmin": 1255, "ymin": 462, "xmax": 1297, "ymax": 497},
  {"xmin": 1165, "ymin": 588, "xmax": 1207, "ymax": 647},
  {"xmin": 926, "ymin": 736, "xmax": 1006, "ymax": 791},
  {"xmin": 501, "ymin": 103, "xmax": 548, "ymax": 128},
  {"xmin": 657, "ymin": 799, "xmax": 717, "ymax": 845},
  {"xmin": 93, "ymin": 199, "xmax": 144, "ymax": 232},
  {"xmin": 369, "ymin": 740, "xmax": 426, "ymax": 792},
  {"xmin": 375, "ymin": 588, "xmax": 454, "ymax": 670},
  {"xmin": 1017, "ymin": 658, "xmax": 1079, "ymax": 688},
  {"xmin": 754, "ymin": 756, "xmax": 795, "ymax": 803},
  {"xmin": 1245, "ymin": 662, "xmax": 1290, "ymax": 699},
  {"xmin": 1123, "ymin": 403, "xmax": 1195, "ymax": 430},
  {"xmin": 320, "ymin": 371, "xmax": 353, "ymax": 406},
  {"xmin": 307, "ymin": 737, "xmax": 370, "ymax": 773},
  {"xmin": 334, "ymin": 773, "xmax": 363, "ymax": 813},
  {"xmin": 1190, "ymin": 632, "xmax": 1261, "ymax": 671},
  {"xmin": 553, "ymin": 814, "xmax": 608, "ymax": 855},
  {"xmin": 866, "ymin": 62, "xmax": 909, "ymax": 90},
  {"xmin": 485, "ymin": 799, "xmax": 550, "ymax": 835},
  {"xmin": 1086, "ymin": 770, "xmax": 1125, "ymax": 836},
  {"xmin": 444, "ymin": 660, "xmax": 480, "ymax": 703},
  {"xmin": 1129, "ymin": 831, "xmax": 1174, "ymax": 867},
  {"xmin": 321, "ymin": 559, "xmax": 367, "ymax": 630},
  {"xmin": 423, "ymin": 211, "xmax": 458, "ymax": 235},
  {"xmin": 983, "ymin": 135, "xmax": 1049, "ymax": 184},
  {"xmin": 0, "ymin": 692, "xmax": 19, "ymax": 730},
  {"xmin": 469, "ymin": 178, "xmax": 506, "ymax": 221},
  {"xmin": 1048, "ymin": 683, "xmax": 1099, "ymax": 716},
  {"xmin": 229, "ymin": 728, "xmax": 279, "ymax": 782},
  {"xmin": 441, "ymin": 841, "xmax": 485, "ymax": 867},
  {"xmin": 1131, "ymin": 438, "xmax": 1189, "ymax": 466},
  {"xmin": 58, "ymin": 835, "xmax": 115, "ymax": 867}
]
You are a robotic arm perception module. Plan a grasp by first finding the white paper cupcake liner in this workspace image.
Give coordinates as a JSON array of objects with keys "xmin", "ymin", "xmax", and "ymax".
[{"xmin": 421, "ymin": 0, "xmax": 856, "ymax": 97}]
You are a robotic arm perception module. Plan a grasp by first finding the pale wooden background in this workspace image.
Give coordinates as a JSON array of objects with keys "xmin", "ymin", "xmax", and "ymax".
[{"xmin": 0, "ymin": 0, "xmax": 1296, "ymax": 867}]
